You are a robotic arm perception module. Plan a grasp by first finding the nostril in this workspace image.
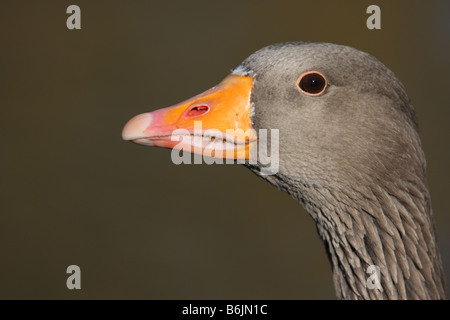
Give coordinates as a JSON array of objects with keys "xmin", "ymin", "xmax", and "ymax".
[{"xmin": 186, "ymin": 105, "xmax": 210, "ymax": 117}]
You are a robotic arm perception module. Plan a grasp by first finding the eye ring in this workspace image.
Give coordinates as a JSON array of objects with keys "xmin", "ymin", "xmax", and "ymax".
[{"xmin": 296, "ymin": 71, "xmax": 327, "ymax": 96}]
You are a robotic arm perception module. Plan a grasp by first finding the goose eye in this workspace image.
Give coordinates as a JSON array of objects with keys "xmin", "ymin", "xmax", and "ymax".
[{"xmin": 297, "ymin": 71, "xmax": 327, "ymax": 96}]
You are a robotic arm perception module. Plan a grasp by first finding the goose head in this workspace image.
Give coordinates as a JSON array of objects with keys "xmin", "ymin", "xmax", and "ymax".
[{"xmin": 122, "ymin": 42, "xmax": 446, "ymax": 300}]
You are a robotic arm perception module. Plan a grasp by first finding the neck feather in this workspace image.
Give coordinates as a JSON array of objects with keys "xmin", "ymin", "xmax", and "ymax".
[{"xmin": 258, "ymin": 170, "xmax": 446, "ymax": 300}]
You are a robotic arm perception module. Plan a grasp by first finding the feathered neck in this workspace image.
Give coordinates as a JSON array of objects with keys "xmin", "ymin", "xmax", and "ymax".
[{"xmin": 251, "ymin": 168, "xmax": 446, "ymax": 300}]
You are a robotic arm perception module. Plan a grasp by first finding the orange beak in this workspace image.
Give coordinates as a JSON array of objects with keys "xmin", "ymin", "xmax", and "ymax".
[{"xmin": 122, "ymin": 74, "xmax": 257, "ymax": 160}]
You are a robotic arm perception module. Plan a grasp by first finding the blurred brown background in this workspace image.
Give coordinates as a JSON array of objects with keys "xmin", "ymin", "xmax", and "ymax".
[{"xmin": 0, "ymin": 0, "xmax": 449, "ymax": 299}]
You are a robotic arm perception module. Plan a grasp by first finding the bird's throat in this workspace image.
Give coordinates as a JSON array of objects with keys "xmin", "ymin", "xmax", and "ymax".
[
  {"xmin": 251, "ymin": 168, "xmax": 446, "ymax": 300},
  {"xmin": 305, "ymin": 183, "xmax": 446, "ymax": 300}
]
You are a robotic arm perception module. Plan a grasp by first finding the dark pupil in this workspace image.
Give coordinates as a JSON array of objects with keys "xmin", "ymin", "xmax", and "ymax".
[{"xmin": 300, "ymin": 73, "xmax": 325, "ymax": 94}]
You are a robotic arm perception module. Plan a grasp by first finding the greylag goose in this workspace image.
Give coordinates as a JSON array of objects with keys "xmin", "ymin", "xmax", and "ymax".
[{"xmin": 122, "ymin": 42, "xmax": 446, "ymax": 300}]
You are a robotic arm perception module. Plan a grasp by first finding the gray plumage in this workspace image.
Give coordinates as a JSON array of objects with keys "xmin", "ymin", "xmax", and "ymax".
[{"xmin": 233, "ymin": 42, "xmax": 446, "ymax": 299}]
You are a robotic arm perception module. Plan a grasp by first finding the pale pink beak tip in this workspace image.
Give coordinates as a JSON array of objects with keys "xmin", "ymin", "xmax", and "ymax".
[{"xmin": 122, "ymin": 113, "xmax": 153, "ymax": 141}]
